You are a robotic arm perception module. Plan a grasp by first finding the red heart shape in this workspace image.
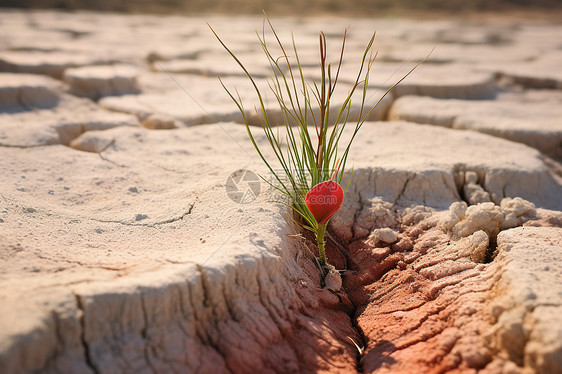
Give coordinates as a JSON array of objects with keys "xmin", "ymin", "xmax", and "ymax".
[{"xmin": 305, "ymin": 180, "xmax": 344, "ymax": 225}]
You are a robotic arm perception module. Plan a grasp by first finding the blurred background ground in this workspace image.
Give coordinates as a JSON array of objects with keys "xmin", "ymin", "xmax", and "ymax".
[{"xmin": 1, "ymin": 0, "xmax": 562, "ymax": 18}]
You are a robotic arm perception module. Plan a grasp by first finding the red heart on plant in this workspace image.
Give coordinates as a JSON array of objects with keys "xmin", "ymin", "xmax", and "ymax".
[{"xmin": 305, "ymin": 180, "xmax": 344, "ymax": 225}]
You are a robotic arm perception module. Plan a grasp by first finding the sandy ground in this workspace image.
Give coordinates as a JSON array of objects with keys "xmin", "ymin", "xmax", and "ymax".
[{"xmin": 0, "ymin": 10, "xmax": 561, "ymax": 374}]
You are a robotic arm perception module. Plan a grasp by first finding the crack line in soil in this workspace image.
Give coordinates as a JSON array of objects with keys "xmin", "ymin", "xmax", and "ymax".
[
  {"xmin": 326, "ymin": 228, "xmax": 368, "ymax": 373},
  {"xmin": 89, "ymin": 203, "xmax": 194, "ymax": 227},
  {"xmin": 73, "ymin": 292, "xmax": 100, "ymax": 374}
]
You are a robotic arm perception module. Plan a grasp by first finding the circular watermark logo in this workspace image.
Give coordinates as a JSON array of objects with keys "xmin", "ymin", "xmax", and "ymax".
[{"xmin": 225, "ymin": 169, "xmax": 261, "ymax": 204}]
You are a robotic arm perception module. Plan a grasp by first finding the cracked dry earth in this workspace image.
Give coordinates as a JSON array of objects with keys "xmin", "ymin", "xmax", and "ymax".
[{"xmin": 1, "ymin": 10, "xmax": 562, "ymax": 374}]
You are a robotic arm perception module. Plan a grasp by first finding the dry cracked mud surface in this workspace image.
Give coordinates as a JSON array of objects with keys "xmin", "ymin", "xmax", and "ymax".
[{"xmin": 0, "ymin": 10, "xmax": 561, "ymax": 374}]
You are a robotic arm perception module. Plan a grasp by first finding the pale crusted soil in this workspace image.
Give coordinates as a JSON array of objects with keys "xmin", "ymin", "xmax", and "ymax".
[{"xmin": 0, "ymin": 10, "xmax": 561, "ymax": 374}]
